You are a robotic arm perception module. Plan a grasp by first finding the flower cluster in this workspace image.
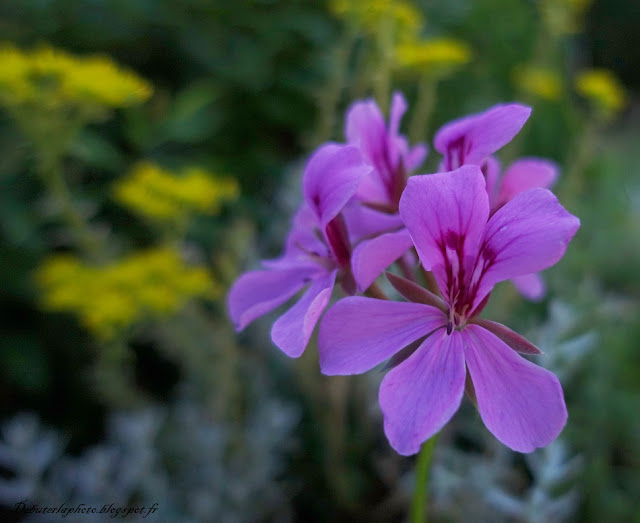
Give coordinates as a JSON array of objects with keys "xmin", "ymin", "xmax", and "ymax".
[
  {"xmin": 0, "ymin": 44, "xmax": 152, "ymax": 111},
  {"xmin": 329, "ymin": 0, "xmax": 423, "ymax": 39},
  {"xmin": 113, "ymin": 162, "xmax": 238, "ymax": 224},
  {"xmin": 575, "ymin": 68, "xmax": 627, "ymax": 121},
  {"xmin": 395, "ymin": 37, "xmax": 471, "ymax": 77},
  {"xmin": 228, "ymin": 93, "xmax": 579, "ymax": 455},
  {"xmin": 513, "ymin": 65, "xmax": 563, "ymax": 102},
  {"xmin": 37, "ymin": 248, "xmax": 218, "ymax": 338}
]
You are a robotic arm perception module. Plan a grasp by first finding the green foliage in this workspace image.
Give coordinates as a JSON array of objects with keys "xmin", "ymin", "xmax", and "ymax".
[{"xmin": 0, "ymin": 0, "xmax": 637, "ymax": 521}]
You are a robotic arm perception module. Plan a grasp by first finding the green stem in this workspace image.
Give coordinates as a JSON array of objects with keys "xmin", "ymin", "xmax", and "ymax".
[
  {"xmin": 562, "ymin": 117, "xmax": 598, "ymax": 200},
  {"xmin": 37, "ymin": 149, "xmax": 102, "ymax": 257},
  {"xmin": 408, "ymin": 75, "xmax": 437, "ymax": 144},
  {"xmin": 410, "ymin": 434, "xmax": 438, "ymax": 523},
  {"xmin": 312, "ymin": 29, "xmax": 357, "ymax": 145},
  {"xmin": 373, "ymin": 16, "xmax": 394, "ymax": 109}
]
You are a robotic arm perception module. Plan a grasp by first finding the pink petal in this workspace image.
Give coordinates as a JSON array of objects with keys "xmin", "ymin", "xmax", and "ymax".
[
  {"xmin": 399, "ymin": 166, "xmax": 489, "ymax": 273},
  {"xmin": 355, "ymin": 173, "xmax": 392, "ymax": 205},
  {"xmin": 271, "ymin": 270, "xmax": 337, "ymax": 358},
  {"xmin": 303, "ymin": 143, "xmax": 371, "ymax": 227},
  {"xmin": 434, "ymin": 104, "xmax": 531, "ymax": 169},
  {"xmin": 379, "ymin": 330, "xmax": 466, "ymax": 455},
  {"xmin": 228, "ymin": 265, "xmax": 320, "ymax": 331},
  {"xmin": 341, "ymin": 202, "xmax": 404, "ymax": 243},
  {"xmin": 512, "ymin": 273, "xmax": 546, "ymax": 301},
  {"xmin": 496, "ymin": 158, "xmax": 559, "ymax": 207},
  {"xmin": 318, "ymin": 297, "xmax": 445, "ymax": 375},
  {"xmin": 388, "ymin": 92, "xmax": 408, "ymax": 167},
  {"xmin": 345, "ymin": 99, "xmax": 387, "ymax": 172},
  {"xmin": 463, "ymin": 325, "xmax": 567, "ymax": 452},
  {"xmin": 405, "ymin": 143, "xmax": 428, "ymax": 172},
  {"xmin": 351, "ymin": 229, "xmax": 413, "ymax": 291},
  {"xmin": 482, "ymin": 156, "xmax": 501, "ymax": 209},
  {"xmin": 476, "ymin": 188, "xmax": 580, "ymax": 301}
]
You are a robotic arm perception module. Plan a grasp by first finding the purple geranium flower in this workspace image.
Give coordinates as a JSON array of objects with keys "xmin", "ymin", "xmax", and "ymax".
[
  {"xmin": 349, "ymin": 102, "xmax": 537, "ymax": 293},
  {"xmin": 318, "ymin": 165, "xmax": 580, "ymax": 455},
  {"xmin": 343, "ymin": 92, "xmax": 427, "ymax": 291},
  {"xmin": 227, "ymin": 144, "xmax": 371, "ymax": 357},
  {"xmin": 436, "ymin": 102, "xmax": 560, "ymax": 300}
]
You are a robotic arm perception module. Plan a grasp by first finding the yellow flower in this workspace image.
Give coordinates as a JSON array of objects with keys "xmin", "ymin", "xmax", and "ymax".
[
  {"xmin": 35, "ymin": 247, "xmax": 219, "ymax": 338},
  {"xmin": 395, "ymin": 37, "xmax": 471, "ymax": 76},
  {"xmin": 113, "ymin": 162, "xmax": 239, "ymax": 223},
  {"xmin": 575, "ymin": 69, "xmax": 626, "ymax": 120},
  {"xmin": 0, "ymin": 44, "xmax": 152, "ymax": 112},
  {"xmin": 61, "ymin": 54, "xmax": 152, "ymax": 108},
  {"xmin": 513, "ymin": 65, "xmax": 563, "ymax": 101},
  {"xmin": 329, "ymin": 0, "xmax": 424, "ymax": 40}
]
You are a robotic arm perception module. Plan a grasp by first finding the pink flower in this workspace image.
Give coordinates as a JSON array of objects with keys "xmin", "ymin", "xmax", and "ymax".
[
  {"xmin": 346, "ymin": 91, "xmax": 427, "ymax": 210},
  {"xmin": 318, "ymin": 166, "xmax": 580, "ymax": 455},
  {"xmin": 436, "ymin": 103, "xmax": 561, "ymax": 300},
  {"xmin": 227, "ymin": 144, "xmax": 371, "ymax": 357},
  {"xmin": 343, "ymin": 92, "xmax": 426, "ymax": 291}
]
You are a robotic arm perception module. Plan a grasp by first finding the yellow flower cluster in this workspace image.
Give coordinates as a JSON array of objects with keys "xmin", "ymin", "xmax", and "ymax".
[
  {"xmin": 395, "ymin": 38, "xmax": 471, "ymax": 76},
  {"xmin": 329, "ymin": 0, "xmax": 424, "ymax": 40},
  {"xmin": 0, "ymin": 44, "xmax": 152, "ymax": 110},
  {"xmin": 36, "ymin": 248, "xmax": 219, "ymax": 338},
  {"xmin": 113, "ymin": 162, "xmax": 239, "ymax": 223},
  {"xmin": 575, "ymin": 69, "xmax": 626, "ymax": 120},
  {"xmin": 513, "ymin": 65, "xmax": 563, "ymax": 101},
  {"xmin": 539, "ymin": 0, "xmax": 593, "ymax": 36}
]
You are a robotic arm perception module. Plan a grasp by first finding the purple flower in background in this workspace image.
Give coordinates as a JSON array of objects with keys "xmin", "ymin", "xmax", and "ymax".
[
  {"xmin": 319, "ymin": 166, "xmax": 580, "ymax": 455},
  {"xmin": 434, "ymin": 103, "xmax": 531, "ymax": 171},
  {"xmin": 228, "ymin": 144, "xmax": 371, "ymax": 357},
  {"xmin": 346, "ymin": 91, "xmax": 427, "ymax": 210},
  {"xmin": 344, "ymin": 92, "xmax": 427, "ymax": 291}
]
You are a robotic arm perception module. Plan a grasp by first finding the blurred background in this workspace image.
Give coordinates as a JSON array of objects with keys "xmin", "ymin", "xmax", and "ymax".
[{"xmin": 0, "ymin": 0, "xmax": 638, "ymax": 521}]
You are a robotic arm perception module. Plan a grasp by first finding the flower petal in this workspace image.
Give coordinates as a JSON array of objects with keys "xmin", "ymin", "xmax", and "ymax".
[
  {"xmin": 434, "ymin": 104, "xmax": 531, "ymax": 169},
  {"xmin": 345, "ymin": 98, "xmax": 387, "ymax": 172},
  {"xmin": 512, "ymin": 273, "xmax": 546, "ymax": 301},
  {"xmin": 497, "ymin": 158, "xmax": 558, "ymax": 206},
  {"xmin": 228, "ymin": 265, "xmax": 320, "ymax": 331},
  {"xmin": 482, "ymin": 156, "xmax": 501, "ymax": 209},
  {"xmin": 399, "ymin": 166, "xmax": 489, "ymax": 273},
  {"xmin": 303, "ymin": 143, "xmax": 371, "ymax": 227},
  {"xmin": 271, "ymin": 270, "xmax": 337, "ymax": 358},
  {"xmin": 342, "ymin": 202, "xmax": 404, "ymax": 243},
  {"xmin": 475, "ymin": 188, "xmax": 580, "ymax": 300},
  {"xmin": 463, "ymin": 325, "xmax": 567, "ymax": 453},
  {"xmin": 351, "ymin": 229, "xmax": 414, "ymax": 291},
  {"xmin": 379, "ymin": 330, "xmax": 466, "ymax": 455},
  {"xmin": 318, "ymin": 297, "xmax": 445, "ymax": 375}
]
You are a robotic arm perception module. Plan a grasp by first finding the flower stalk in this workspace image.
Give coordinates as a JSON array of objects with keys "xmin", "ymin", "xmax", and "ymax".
[{"xmin": 411, "ymin": 434, "xmax": 438, "ymax": 523}]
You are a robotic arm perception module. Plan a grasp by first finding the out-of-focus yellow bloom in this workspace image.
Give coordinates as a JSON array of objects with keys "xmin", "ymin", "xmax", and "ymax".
[
  {"xmin": 513, "ymin": 65, "xmax": 563, "ymax": 101},
  {"xmin": 575, "ymin": 69, "xmax": 626, "ymax": 120},
  {"xmin": 539, "ymin": 0, "xmax": 593, "ymax": 36},
  {"xmin": 395, "ymin": 37, "xmax": 471, "ymax": 76},
  {"xmin": 113, "ymin": 162, "xmax": 239, "ymax": 223},
  {"xmin": 36, "ymin": 248, "xmax": 219, "ymax": 338},
  {"xmin": 329, "ymin": 0, "xmax": 424, "ymax": 40},
  {"xmin": 0, "ymin": 44, "xmax": 152, "ymax": 111}
]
